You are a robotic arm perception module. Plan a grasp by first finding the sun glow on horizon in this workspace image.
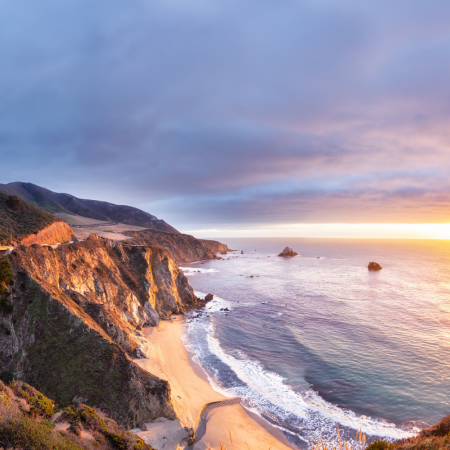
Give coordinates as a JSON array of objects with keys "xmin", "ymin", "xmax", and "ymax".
[{"xmin": 183, "ymin": 223, "xmax": 450, "ymax": 239}]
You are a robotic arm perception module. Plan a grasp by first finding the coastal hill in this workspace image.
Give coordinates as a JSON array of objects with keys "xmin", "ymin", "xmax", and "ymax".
[
  {"xmin": 0, "ymin": 182, "xmax": 232, "ymax": 263},
  {"xmin": 0, "ymin": 182, "xmax": 178, "ymax": 233},
  {"xmin": 0, "ymin": 192, "xmax": 74, "ymax": 246},
  {"xmin": 124, "ymin": 229, "xmax": 233, "ymax": 263},
  {"xmin": 0, "ymin": 234, "xmax": 197, "ymax": 426}
]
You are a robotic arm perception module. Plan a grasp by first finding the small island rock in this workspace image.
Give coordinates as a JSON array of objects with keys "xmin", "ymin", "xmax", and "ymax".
[
  {"xmin": 205, "ymin": 293, "xmax": 214, "ymax": 301},
  {"xmin": 368, "ymin": 261, "xmax": 382, "ymax": 271},
  {"xmin": 278, "ymin": 247, "xmax": 298, "ymax": 257}
]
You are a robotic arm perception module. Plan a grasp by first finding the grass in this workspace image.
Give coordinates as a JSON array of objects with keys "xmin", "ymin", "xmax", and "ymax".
[
  {"xmin": 0, "ymin": 193, "xmax": 60, "ymax": 245},
  {"xmin": 11, "ymin": 381, "xmax": 55, "ymax": 418},
  {"xmin": 0, "ymin": 380, "xmax": 154, "ymax": 450}
]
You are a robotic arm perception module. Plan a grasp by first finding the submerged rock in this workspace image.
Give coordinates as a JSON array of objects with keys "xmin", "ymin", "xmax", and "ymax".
[
  {"xmin": 278, "ymin": 247, "xmax": 298, "ymax": 257},
  {"xmin": 368, "ymin": 261, "xmax": 382, "ymax": 271}
]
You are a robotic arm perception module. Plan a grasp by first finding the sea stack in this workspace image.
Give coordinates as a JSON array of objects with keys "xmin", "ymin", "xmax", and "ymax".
[
  {"xmin": 278, "ymin": 247, "xmax": 298, "ymax": 257},
  {"xmin": 368, "ymin": 261, "xmax": 382, "ymax": 271}
]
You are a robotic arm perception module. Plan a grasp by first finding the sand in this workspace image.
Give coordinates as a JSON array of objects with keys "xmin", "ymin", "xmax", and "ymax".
[{"xmin": 134, "ymin": 317, "xmax": 296, "ymax": 450}]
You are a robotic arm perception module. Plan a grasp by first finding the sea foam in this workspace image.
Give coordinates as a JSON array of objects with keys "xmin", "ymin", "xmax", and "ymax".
[{"xmin": 184, "ymin": 306, "xmax": 419, "ymax": 448}]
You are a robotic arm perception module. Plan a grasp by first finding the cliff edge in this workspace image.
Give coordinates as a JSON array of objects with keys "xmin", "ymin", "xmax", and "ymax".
[
  {"xmin": 124, "ymin": 229, "xmax": 216, "ymax": 263},
  {"xmin": 0, "ymin": 234, "xmax": 198, "ymax": 426}
]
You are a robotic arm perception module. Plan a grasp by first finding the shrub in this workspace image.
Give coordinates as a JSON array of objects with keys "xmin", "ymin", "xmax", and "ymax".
[
  {"xmin": 0, "ymin": 371, "xmax": 14, "ymax": 384},
  {"xmin": 366, "ymin": 440, "xmax": 395, "ymax": 450},
  {"xmin": 0, "ymin": 260, "xmax": 13, "ymax": 291},
  {"xmin": 11, "ymin": 382, "xmax": 55, "ymax": 418},
  {"xmin": 0, "ymin": 415, "xmax": 84, "ymax": 450},
  {"xmin": 5, "ymin": 195, "xmax": 22, "ymax": 211}
]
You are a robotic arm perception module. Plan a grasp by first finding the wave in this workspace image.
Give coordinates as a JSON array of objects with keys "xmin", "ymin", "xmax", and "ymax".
[
  {"xmin": 180, "ymin": 267, "xmax": 218, "ymax": 276},
  {"xmin": 183, "ymin": 312, "xmax": 419, "ymax": 448}
]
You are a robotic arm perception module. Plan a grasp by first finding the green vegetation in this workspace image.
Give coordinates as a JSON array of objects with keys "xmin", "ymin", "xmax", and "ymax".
[
  {"xmin": 0, "ymin": 259, "xmax": 13, "ymax": 291},
  {"xmin": 15, "ymin": 278, "xmax": 161, "ymax": 427},
  {"xmin": 12, "ymin": 381, "xmax": 56, "ymax": 418},
  {"xmin": 0, "ymin": 415, "xmax": 84, "ymax": 450},
  {"xmin": 0, "ymin": 380, "xmax": 153, "ymax": 450},
  {"xmin": 61, "ymin": 403, "xmax": 150, "ymax": 450},
  {"xmin": 63, "ymin": 404, "xmax": 108, "ymax": 433},
  {"xmin": 0, "ymin": 193, "xmax": 60, "ymax": 244}
]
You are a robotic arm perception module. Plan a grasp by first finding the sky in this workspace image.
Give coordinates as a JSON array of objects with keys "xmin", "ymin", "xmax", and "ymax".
[{"xmin": 1, "ymin": 0, "xmax": 450, "ymax": 237}]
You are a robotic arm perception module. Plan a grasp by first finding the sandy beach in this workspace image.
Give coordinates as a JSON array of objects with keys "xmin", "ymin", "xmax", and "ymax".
[{"xmin": 134, "ymin": 316, "xmax": 296, "ymax": 450}]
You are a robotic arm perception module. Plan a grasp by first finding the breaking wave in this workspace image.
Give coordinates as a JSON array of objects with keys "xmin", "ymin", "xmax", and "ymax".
[{"xmin": 183, "ymin": 304, "xmax": 419, "ymax": 449}]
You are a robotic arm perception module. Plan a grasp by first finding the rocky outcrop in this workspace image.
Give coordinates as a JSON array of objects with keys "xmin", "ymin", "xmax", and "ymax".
[
  {"xmin": 278, "ymin": 247, "xmax": 298, "ymax": 257},
  {"xmin": 368, "ymin": 261, "xmax": 382, "ymax": 271},
  {"xmin": 20, "ymin": 221, "xmax": 74, "ymax": 246},
  {"xmin": 124, "ymin": 229, "xmax": 217, "ymax": 263},
  {"xmin": 199, "ymin": 239, "xmax": 233, "ymax": 254},
  {"xmin": 0, "ymin": 234, "xmax": 198, "ymax": 426},
  {"xmin": 0, "ymin": 193, "xmax": 74, "ymax": 246}
]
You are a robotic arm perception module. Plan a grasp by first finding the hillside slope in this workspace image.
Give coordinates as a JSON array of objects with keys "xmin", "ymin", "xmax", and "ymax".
[
  {"xmin": 0, "ymin": 182, "xmax": 179, "ymax": 233},
  {"xmin": 124, "ymin": 229, "xmax": 217, "ymax": 263},
  {"xmin": 0, "ymin": 235, "xmax": 198, "ymax": 425},
  {"xmin": 0, "ymin": 379, "xmax": 153, "ymax": 449},
  {"xmin": 0, "ymin": 193, "xmax": 74, "ymax": 245}
]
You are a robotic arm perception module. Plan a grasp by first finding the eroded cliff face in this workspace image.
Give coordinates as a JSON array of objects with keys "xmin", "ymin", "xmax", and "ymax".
[
  {"xmin": 20, "ymin": 221, "xmax": 74, "ymax": 246},
  {"xmin": 0, "ymin": 234, "xmax": 198, "ymax": 426},
  {"xmin": 124, "ymin": 229, "xmax": 216, "ymax": 263},
  {"xmin": 199, "ymin": 239, "xmax": 233, "ymax": 254}
]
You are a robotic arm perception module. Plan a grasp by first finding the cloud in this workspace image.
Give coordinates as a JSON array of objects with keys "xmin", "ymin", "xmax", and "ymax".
[{"xmin": 1, "ymin": 0, "xmax": 450, "ymax": 228}]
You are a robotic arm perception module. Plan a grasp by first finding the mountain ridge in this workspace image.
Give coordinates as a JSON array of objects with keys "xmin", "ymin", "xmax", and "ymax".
[{"xmin": 0, "ymin": 182, "xmax": 179, "ymax": 234}]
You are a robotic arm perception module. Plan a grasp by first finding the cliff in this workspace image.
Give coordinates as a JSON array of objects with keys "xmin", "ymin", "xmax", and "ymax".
[
  {"xmin": 20, "ymin": 221, "xmax": 74, "ymax": 246},
  {"xmin": 0, "ymin": 234, "xmax": 198, "ymax": 426},
  {"xmin": 199, "ymin": 239, "xmax": 233, "ymax": 254},
  {"xmin": 124, "ymin": 229, "xmax": 216, "ymax": 263},
  {"xmin": 0, "ymin": 193, "xmax": 74, "ymax": 246}
]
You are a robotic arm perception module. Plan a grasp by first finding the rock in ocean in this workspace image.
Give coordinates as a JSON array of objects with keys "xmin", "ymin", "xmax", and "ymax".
[
  {"xmin": 368, "ymin": 261, "xmax": 382, "ymax": 271},
  {"xmin": 278, "ymin": 247, "xmax": 298, "ymax": 257}
]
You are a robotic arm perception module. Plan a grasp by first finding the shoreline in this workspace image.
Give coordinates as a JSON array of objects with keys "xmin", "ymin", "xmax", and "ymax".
[{"xmin": 134, "ymin": 316, "xmax": 297, "ymax": 450}]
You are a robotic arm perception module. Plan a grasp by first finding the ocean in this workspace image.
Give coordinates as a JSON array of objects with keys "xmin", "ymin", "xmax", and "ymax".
[{"xmin": 180, "ymin": 238, "xmax": 450, "ymax": 449}]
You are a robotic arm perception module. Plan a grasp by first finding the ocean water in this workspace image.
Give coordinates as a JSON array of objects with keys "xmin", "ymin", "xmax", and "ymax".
[{"xmin": 180, "ymin": 238, "xmax": 450, "ymax": 449}]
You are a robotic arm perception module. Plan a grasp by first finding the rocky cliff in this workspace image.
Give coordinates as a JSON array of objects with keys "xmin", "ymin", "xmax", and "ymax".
[
  {"xmin": 0, "ymin": 234, "xmax": 198, "ymax": 426},
  {"xmin": 124, "ymin": 229, "xmax": 216, "ymax": 263},
  {"xmin": 199, "ymin": 239, "xmax": 233, "ymax": 254}
]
